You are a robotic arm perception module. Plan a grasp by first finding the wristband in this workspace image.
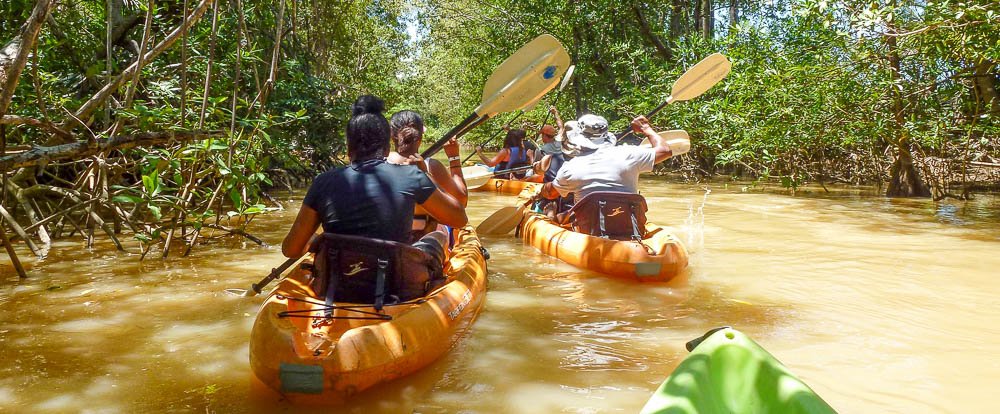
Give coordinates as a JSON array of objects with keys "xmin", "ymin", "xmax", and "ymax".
[{"xmin": 448, "ymin": 155, "xmax": 461, "ymax": 162}]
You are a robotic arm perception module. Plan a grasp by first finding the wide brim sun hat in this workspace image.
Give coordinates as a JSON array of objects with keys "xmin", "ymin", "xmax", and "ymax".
[{"xmin": 563, "ymin": 114, "xmax": 616, "ymax": 153}]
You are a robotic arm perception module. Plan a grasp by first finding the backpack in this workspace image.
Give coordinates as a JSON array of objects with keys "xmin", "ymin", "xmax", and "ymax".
[
  {"xmin": 560, "ymin": 191, "xmax": 648, "ymax": 241},
  {"xmin": 309, "ymin": 233, "xmax": 445, "ymax": 311}
]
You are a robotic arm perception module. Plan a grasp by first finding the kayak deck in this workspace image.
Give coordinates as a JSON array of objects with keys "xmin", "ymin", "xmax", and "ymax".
[
  {"xmin": 641, "ymin": 327, "xmax": 837, "ymax": 414},
  {"xmin": 519, "ymin": 211, "xmax": 688, "ymax": 281},
  {"xmin": 249, "ymin": 227, "xmax": 488, "ymax": 404}
]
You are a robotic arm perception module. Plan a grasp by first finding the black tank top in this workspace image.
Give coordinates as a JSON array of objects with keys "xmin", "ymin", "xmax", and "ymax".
[{"xmin": 303, "ymin": 159, "xmax": 437, "ymax": 242}]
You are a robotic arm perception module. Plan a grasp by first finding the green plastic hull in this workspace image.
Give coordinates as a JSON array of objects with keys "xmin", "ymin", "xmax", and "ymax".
[{"xmin": 640, "ymin": 328, "xmax": 837, "ymax": 414}]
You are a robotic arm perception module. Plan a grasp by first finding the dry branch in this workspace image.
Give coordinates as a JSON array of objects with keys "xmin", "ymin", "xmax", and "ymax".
[
  {"xmin": 0, "ymin": 115, "xmax": 71, "ymax": 138},
  {"xmin": 0, "ymin": 130, "xmax": 222, "ymax": 172},
  {"xmin": 0, "ymin": 0, "xmax": 57, "ymax": 116},
  {"xmin": 202, "ymin": 223, "xmax": 268, "ymax": 246},
  {"xmin": 70, "ymin": 0, "xmax": 213, "ymax": 128}
]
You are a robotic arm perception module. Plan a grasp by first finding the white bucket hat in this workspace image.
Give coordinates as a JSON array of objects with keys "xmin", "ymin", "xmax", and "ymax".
[{"xmin": 563, "ymin": 114, "xmax": 615, "ymax": 154}]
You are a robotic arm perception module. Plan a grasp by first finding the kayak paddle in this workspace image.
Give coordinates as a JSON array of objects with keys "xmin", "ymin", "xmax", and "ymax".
[
  {"xmin": 225, "ymin": 256, "xmax": 300, "ymax": 297},
  {"xmin": 476, "ymin": 205, "xmax": 527, "ymax": 235},
  {"xmin": 639, "ymin": 130, "xmax": 691, "ymax": 156},
  {"xmin": 460, "ymin": 111, "xmax": 526, "ymax": 164},
  {"xmin": 463, "ymin": 65, "xmax": 576, "ymax": 187},
  {"xmin": 616, "ymin": 53, "xmax": 731, "ymax": 142},
  {"xmin": 475, "ymin": 53, "xmax": 729, "ymax": 236},
  {"xmin": 460, "ymin": 64, "xmax": 575, "ymax": 165},
  {"xmin": 421, "ymin": 34, "xmax": 571, "ymax": 159},
  {"xmin": 464, "ymin": 164, "xmax": 537, "ymax": 187},
  {"xmin": 536, "ymin": 64, "xmax": 575, "ymax": 135}
]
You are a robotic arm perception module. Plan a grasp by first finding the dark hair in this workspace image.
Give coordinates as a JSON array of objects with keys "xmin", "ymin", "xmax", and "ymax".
[
  {"xmin": 503, "ymin": 128, "xmax": 526, "ymax": 149},
  {"xmin": 347, "ymin": 95, "xmax": 390, "ymax": 161},
  {"xmin": 352, "ymin": 95, "xmax": 385, "ymax": 117},
  {"xmin": 389, "ymin": 110, "xmax": 424, "ymax": 156}
]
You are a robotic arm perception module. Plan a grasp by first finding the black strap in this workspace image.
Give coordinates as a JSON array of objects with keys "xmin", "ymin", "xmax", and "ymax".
[
  {"xmin": 629, "ymin": 202, "xmax": 643, "ymax": 242},
  {"xmin": 324, "ymin": 249, "xmax": 339, "ymax": 318},
  {"xmin": 374, "ymin": 258, "xmax": 389, "ymax": 311},
  {"xmin": 598, "ymin": 200, "xmax": 608, "ymax": 239}
]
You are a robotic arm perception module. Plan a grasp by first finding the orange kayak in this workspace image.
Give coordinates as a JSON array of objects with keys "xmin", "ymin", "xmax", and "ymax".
[
  {"xmin": 469, "ymin": 178, "xmax": 534, "ymax": 195},
  {"xmin": 249, "ymin": 227, "xmax": 487, "ymax": 404},
  {"xmin": 518, "ymin": 212, "xmax": 688, "ymax": 282}
]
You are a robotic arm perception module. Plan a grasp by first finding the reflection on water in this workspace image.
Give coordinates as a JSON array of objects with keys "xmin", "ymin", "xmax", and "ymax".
[{"xmin": 2, "ymin": 179, "xmax": 1000, "ymax": 412}]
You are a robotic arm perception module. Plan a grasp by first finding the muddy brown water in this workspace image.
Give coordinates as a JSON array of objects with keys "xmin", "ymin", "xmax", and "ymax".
[{"xmin": 2, "ymin": 178, "xmax": 999, "ymax": 413}]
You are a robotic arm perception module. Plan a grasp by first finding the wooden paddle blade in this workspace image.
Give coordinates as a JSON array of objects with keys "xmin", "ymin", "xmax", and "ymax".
[
  {"xmin": 463, "ymin": 165, "xmax": 493, "ymax": 187},
  {"xmin": 476, "ymin": 34, "xmax": 571, "ymax": 117},
  {"xmin": 477, "ymin": 205, "xmax": 525, "ymax": 235},
  {"xmin": 640, "ymin": 130, "xmax": 691, "ymax": 156},
  {"xmin": 670, "ymin": 53, "xmax": 731, "ymax": 102}
]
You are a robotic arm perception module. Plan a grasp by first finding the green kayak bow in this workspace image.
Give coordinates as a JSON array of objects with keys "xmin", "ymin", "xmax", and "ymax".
[{"xmin": 640, "ymin": 327, "xmax": 837, "ymax": 414}]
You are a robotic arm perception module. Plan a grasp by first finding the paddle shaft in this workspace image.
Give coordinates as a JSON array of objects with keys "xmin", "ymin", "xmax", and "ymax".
[
  {"xmin": 248, "ymin": 257, "xmax": 298, "ymax": 296},
  {"xmin": 422, "ymin": 112, "xmax": 480, "ymax": 159},
  {"xmin": 462, "ymin": 111, "xmax": 526, "ymax": 163},
  {"xmin": 469, "ymin": 164, "xmax": 534, "ymax": 181},
  {"xmin": 616, "ymin": 95, "xmax": 674, "ymax": 142},
  {"xmin": 537, "ymin": 83, "xmax": 570, "ymax": 134}
]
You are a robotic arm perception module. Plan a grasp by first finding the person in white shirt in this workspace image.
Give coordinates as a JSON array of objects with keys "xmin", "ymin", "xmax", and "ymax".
[{"xmin": 538, "ymin": 113, "xmax": 673, "ymax": 212}]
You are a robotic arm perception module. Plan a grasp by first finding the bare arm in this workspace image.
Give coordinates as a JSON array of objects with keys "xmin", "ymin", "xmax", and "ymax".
[
  {"xmin": 419, "ymin": 189, "xmax": 468, "ymax": 228},
  {"xmin": 428, "ymin": 158, "xmax": 468, "ymax": 207},
  {"xmin": 631, "ymin": 115, "xmax": 672, "ymax": 164},
  {"xmin": 550, "ymin": 106, "xmax": 566, "ymax": 140},
  {"xmin": 282, "ymin": 204, "xmax": 321, "ymax": 258},
  {"xmin": 477, "ymin": 147, "xmax": 508, "ymax": 167}
]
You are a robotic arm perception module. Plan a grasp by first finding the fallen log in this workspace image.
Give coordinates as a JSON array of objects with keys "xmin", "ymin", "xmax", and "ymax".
[{"xmin": 0, "ymin": 130, "xmax": 222, "ymax": 172}]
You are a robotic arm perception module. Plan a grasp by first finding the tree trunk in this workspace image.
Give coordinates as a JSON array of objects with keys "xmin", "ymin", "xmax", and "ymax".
[
  {"xmin": 632, "ymin": 3, "xmax": 672, "ymax": 61},
  {"xmin": 729, "ymin": 0, "xmax": 738, "ymax": 28},
  {"xmin": 693, "ymin": 0, "xmax": 701, "ymax": 34},
  {"xmin": 584, "ymin": 30, "xmax": 620, "ymax": 99},
  {"xmin": 973, "ymin": 60, "xmax": 999, "ymax": 114},
  {"xmin": 887, "ymin": 144, "xmax": 930, "ymax": 197},
  {"xmin": 884, "ymin": 17, "xmax": 930, "ymax": 198},
  {"xmin": 700, "ymin": 0, "xmax": 714, "ymax": 39},
  {"xmin": 0, "ymin": 0, "xmax": 57, "ymax": 118},
  {"xmin": 571, "ymin": 9, "xmax": 584, "ymax": 118},
  {"xmin": 670, "ymin": 0, "xmax": 684, "ymax": 38}
]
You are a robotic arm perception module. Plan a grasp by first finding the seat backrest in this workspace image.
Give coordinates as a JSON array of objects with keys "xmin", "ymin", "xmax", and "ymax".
[
  {"xmin": 309, "ymin": 233, "xmax": 443, "ymax": 308},
  {"xmin": 563, "ymin": 191, "xmax": 648, "ymax": 240}
]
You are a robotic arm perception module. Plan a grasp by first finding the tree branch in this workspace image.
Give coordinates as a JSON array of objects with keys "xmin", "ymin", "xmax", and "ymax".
[
  {"xmin": 0, "ymin": 0, "xmax": 57, "ymax": 117},
  {"xmin": 0, "ymin": 130, "xmax": 223, "ymax": 172},
  {"xmin": 70, "ymin": 0, "xmax": 213, "ymax": 129},
  {"xmin": 631, "ymin": 3, "xmax": 672, "ymax": 61},
  {"xmin": 0, "ymin": 115, "xmax": 72, "ymax": 138}
]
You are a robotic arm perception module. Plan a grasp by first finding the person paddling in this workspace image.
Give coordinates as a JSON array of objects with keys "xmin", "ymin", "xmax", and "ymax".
[
  {"xmin": 537, "ymin": 113, "xmax": 673, "ymax": 240},
  {"xmin": 387, "ymin": 110, "xmax": 468, "ymax": 206},
  {"xmin": 527, "ymin": 105, "xmax": 567, "ymax": 183},
  {"xmin": 475, "ymin": 128, "xmax": 533, "ymax": 179},
  {"xmin": 282, "ymin": 95, "xmax": 467, "ymax": 270},
  {"xmin": 387, "ymin": 110, "xmax": 468, "ymax": 240}
]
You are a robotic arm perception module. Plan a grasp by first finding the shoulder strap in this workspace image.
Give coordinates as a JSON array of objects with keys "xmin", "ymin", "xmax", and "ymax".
[
  {"xmin": 598, "ymin": 200, "xmax": 608, "ymax": 239},
  {"xmin": 374, "ymin": 258, "xmax": 388, "ymax": 311},
  {"xmin": 323, "ymin": 249, "xmax": 339, "ymax": 318},
  {"xmin": 629, "ymin": 203, "xmax": 643, "ymax": 242}
]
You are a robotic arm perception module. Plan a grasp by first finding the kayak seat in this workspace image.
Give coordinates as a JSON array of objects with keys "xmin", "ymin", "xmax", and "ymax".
[
  {"xmin": 559, "ymin": 191, "xmax": 648, "ymax": 241},
  {"xmin": 309, "ymin": 233, "xmax": 445, "ymax": 311}
]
